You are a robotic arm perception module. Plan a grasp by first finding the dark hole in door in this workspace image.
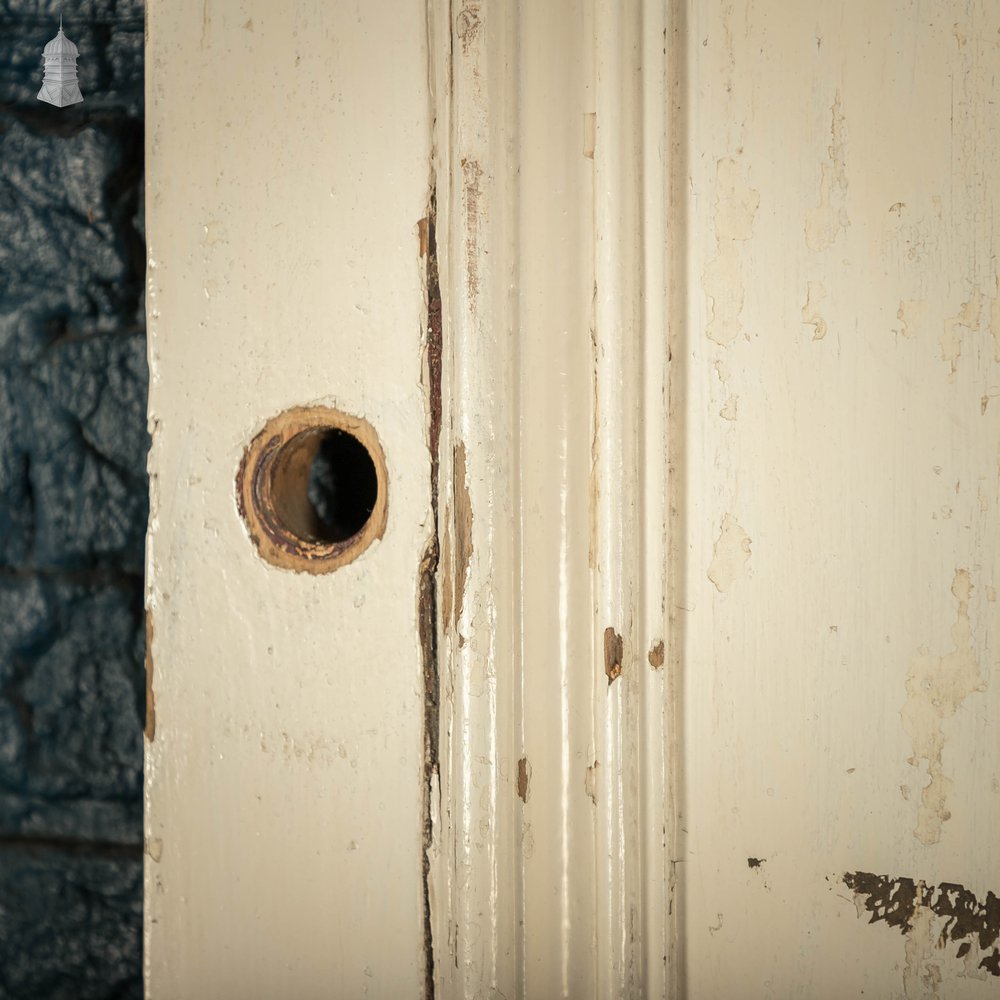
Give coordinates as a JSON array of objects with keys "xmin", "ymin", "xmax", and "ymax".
[{"xmin": 306, "ymin": 429, "xmax": 379, "ymax": 543}]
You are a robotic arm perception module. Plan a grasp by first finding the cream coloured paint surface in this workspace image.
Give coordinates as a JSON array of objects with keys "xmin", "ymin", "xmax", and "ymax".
[
  {"xmin": 426, "ymin": 0, "xmax": 671, "ymax": 996},
  {"xmin": 144, "ymin": 1, "xmax": 432, "ymax": 996},
  {"xmin": 146, "ymin": 0, "xmax": 1000, "ymax": 997},
  {"xmin": 674, "ymin": 0, "xmax": 1000, "ymax": 997}
]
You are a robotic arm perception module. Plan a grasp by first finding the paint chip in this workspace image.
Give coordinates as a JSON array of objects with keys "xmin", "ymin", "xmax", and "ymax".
[
  {"xmin": 894, "ymin": 298, "xmax": 926, "ymax": 340},
  {"xmin": 648, "ymin": 640, "xmax": 665, "ymax": 669},
  {"xmin": 900, "ymin": 569, "xmax": 985, "ymax": 844},
  {"xmin": 805, "ymin": 91, "xmax": 849, "ymax": 251},
  {"xmin": 707, "ymin": 514, "xmax": 752, "ymax": 592},
  {"xmin": 517, "ymin": 756, "xmax": 530, "ymax": 803},
  {"xmin": 702, "ymin": 157, "xmax": 760, "ymax": 347},
  {"xmin": 801, "ymin": 281, "xmax": 828, "ymax": 340},
  {"xmin": 843, "ymin": 872, "xmax": 1000, "ymax": 980},
  {"xmin": 941, "ymin": 288, "xmax": 984, "ymax": 377},
  {"xmin": 719, "ymin": 395, "xmax": 738, "ymax": 421},
  {"xmin": 604, "ymin": 627, "xmax": 624, "ymax": 685}
]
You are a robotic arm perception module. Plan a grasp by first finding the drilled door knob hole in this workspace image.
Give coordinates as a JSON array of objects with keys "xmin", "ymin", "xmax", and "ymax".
[
  {"xmin": 237, "ymin": 407, "xmax": 388, "ymax": 573},
  {"xmin": 304, "ymin": 430, "xmax": 379, "ymax": 542}
]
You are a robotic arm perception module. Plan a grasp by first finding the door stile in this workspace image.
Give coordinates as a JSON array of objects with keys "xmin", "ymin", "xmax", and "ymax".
[
  {"xmin": 426, "ymin": 0, "xmax": 522, "ymax": 995},
  {"xmin": 428, "ymin": 1, "xmax": 675, "ymax": 997}
]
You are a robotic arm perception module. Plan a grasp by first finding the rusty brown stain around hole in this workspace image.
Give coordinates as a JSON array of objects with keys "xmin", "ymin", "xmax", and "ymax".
[
  {"xmin": 144, "ymin": 611, "xmax": 155, "ymax": 742},
  {"xmin": 843, "ymin": 871, "xmax": 1000, "ymax": 977},
  {"xmin": 604, "ymin": 627, "xmax": 624, "ymax": 685},
  {"xmin": 236, "ymin": 408, "xmax": 388, "ymax": 575},
  {"xmin": 452, "ymin": 442, "xmax": 473, "ymax": 629},
  {"xmin": 648, "ymin": 639, "xmax": 665, "ymax": 669},
  {"xmin": 517, "ymin": 756, "xmax": 530, "ymax": 803}
]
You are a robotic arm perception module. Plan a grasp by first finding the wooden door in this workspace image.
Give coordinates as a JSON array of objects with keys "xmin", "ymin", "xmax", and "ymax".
[{"xmin": 145, "ymin": 1, "xmax": 1000, "ymax": 997}]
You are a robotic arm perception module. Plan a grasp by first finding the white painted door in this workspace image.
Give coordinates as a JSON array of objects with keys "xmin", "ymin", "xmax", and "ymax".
[
  {"xmin": 673, "ymin": 2, "xmax": 1000, "ymax": 996},
  {"xmin": 145, "ymin": 1, "xmax": 1000, "ymax": 998}
]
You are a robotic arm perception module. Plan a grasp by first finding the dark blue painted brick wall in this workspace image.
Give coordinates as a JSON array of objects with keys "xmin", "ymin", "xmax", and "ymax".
[{"xmin": 1, "ymin": 2, "xmax": 146, "ymax": 996}]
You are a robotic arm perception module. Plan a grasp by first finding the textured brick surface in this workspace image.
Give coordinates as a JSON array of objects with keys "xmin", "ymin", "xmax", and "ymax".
[
  {"xmin": 0, "ymin": 847, "xmax": 142, "ymax": 1000},
  {"xmin": 0, "ymin": 121, "xmax": 145, "ymax": 364},
  {"xmin": 0, "ymin": 1, "xmax": 146, "ymax": 994},
  {"xmin": 0, "ymin": 334, "xmax": 149, "ymax": 571},
  {"xmin": 0, "ymin": 578, "xmax": 144, "ymax": 842}
]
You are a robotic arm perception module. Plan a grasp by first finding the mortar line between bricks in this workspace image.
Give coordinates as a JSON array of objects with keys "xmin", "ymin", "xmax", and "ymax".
[
  {"xmin": 0, "ymin": 834, "xmax": 143, "ymax": 859},
  {"xmin": 0, "ymin": 567, "xmax": 144, "ymax": 586}
]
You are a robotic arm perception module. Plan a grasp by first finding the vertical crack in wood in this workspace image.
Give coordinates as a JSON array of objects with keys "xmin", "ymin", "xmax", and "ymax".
[{"xmin": 418, "ymin": 194, "xmax": 442, "ymax": 1000}]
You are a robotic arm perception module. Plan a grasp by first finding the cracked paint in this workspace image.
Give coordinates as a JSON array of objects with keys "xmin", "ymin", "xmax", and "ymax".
[{"xmin": 900, "ymin": 569, "xmax": 986, "ymax": 845}]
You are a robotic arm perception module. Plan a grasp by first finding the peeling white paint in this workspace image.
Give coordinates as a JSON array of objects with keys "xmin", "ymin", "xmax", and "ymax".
[
  {"xmin": 941, "ymin": 287, "xmax": 984, "ymax": 377},
  {"xmin": 805, "ymin": 91, "xmax": 849, "ymax": 251},
  {"xmin": 895, "ymin": 298, "xmax": 927, "ymax": 340},
  {"xmin": 148, "ymin": 0, "xmax": 1000, "ymax": 995},
  {"xmin": 679, "ymin": 1, "xmax": 1000, "ymax": 995},
  {"xmin": 719, "ymin": 395, "xmax": 739, "ymax": 421},
  {"xmin": 703, "ymin": 157, "xmax": 760, "ymax": 347},
  {"xmin": 901, "ymin": 570, "xmax": 986, "ymax": 845},
  {"xmin": 902, "ymin": 900, "xmax": 942, "ymax": 999},
  {"xmin": 801, "ymin": 280, "xmax": 828, "ymax": 341},
  {"xmin": 707, "ymin": 514, "xmax": 751, "ymax": 593}
]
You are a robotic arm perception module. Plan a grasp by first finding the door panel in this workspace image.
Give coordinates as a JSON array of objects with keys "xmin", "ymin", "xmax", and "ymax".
[{"xmin": 674, "ymin": 1, "xmax": 1000, "ymax": 996}]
